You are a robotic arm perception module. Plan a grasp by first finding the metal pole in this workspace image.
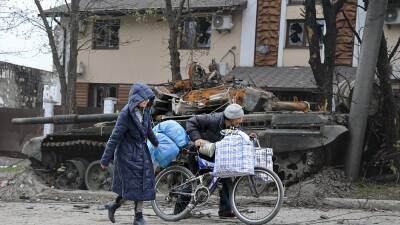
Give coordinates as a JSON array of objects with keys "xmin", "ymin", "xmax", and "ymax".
[
  {"xmin": 43, "ymin": 101, "xmax": 55, "ymax": 135},
  {"xmin": 345, "ymin": 0, "xmax": 388, "ymax": 180}
]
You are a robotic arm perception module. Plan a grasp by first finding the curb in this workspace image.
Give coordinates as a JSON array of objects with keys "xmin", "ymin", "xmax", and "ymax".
[{"xmin": 322, "ymin": 198, "xmax": 400, "ymax": 211}]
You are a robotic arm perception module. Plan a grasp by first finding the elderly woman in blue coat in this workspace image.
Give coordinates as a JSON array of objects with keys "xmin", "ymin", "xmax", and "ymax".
[{"xmin": 100, "ymin": 83, "xmax": 159, "ymax": 225}]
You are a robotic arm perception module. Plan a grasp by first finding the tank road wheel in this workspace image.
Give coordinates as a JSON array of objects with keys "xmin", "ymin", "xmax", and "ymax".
[
  {"xmin": 42, "ymin": 151, "xmax": 59, "ymax": 170},
  {"xmin": 55, "ymin": 160, "xmax": 86, "ymax": 190},
  {"xmin": 85, "ymin": 160, "xmax": 113, "ymax": 191},
  {"xmin": 275, "ymin": 150, "xmax": 326, "ymax": 185},
  {"xmin": 72, "ymin": 158, "xmax": 90, "ymax": 169}
]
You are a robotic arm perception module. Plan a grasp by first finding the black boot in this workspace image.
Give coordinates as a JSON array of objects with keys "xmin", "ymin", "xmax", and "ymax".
[
  {"xmin": 105, "ymin": 202, "xmax": 121, "ymax": 223},
  {"xmin": 133, "ymin": 212, "xmax": 147, "ymax": 225}
]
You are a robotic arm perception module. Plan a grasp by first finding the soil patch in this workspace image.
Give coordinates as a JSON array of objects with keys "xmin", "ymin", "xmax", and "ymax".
[
  {"xmin": 0, "ymin": 158, "xmax": 48, "ymax": 201},
  {"xmin": 285, "ymin": 167, "xmax": 400, "ymax": 207},
  {"xmin": 286, "ymin": 168, "xmax": 355, "ymax": 207}
]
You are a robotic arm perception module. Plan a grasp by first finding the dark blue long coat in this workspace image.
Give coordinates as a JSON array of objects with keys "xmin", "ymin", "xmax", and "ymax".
[{"xmin": 100, "ymin": 83, "xmax": 159, "ymax": 201}]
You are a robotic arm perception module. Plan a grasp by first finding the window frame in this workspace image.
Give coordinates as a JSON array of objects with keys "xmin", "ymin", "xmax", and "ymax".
[
  {"xmin": 179, "ymin": 16, "xmax": 212, "ymax": 50},
  {"xmin": 89, "ymin": 84, "xmax": 118, "ymax": 108},
  {"xmin": 92, "ymin": 19, "xmax": 121, "ymax": 50},
  {"xmin": 286, "ymin": 19, "xmax": 307, "ymax": 48},
  {"xmin": 285, "ymin": 19, "xmax": 325, "ymax": 49}
]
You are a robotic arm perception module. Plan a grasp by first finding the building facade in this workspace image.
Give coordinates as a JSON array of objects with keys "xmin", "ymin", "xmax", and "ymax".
[{"xmin": 46, "ymin": 0, "xmax": 400, "ymax": 109}]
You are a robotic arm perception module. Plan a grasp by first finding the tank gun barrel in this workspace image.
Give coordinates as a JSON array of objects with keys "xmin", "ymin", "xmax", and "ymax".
[{"xmin": 12, "ymin": 113, "xmax": 119, "ymax": 125}]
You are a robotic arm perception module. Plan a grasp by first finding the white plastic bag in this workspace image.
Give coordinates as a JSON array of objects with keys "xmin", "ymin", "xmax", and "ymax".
[{"xmin": 255, "ymin": 139, "xmax": 274, "ymax": 181}]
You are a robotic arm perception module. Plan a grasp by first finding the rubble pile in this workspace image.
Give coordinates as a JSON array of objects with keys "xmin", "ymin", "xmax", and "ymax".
[
  {"xmin": 0, "ymin": 158, "xmax": 48, "ymax": 201},
  {"xmin": 286, "ymin": 168, "xmax": 355, "ymax": 206}
]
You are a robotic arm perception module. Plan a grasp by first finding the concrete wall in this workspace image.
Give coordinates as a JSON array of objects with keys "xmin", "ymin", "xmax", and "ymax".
[
  {"xmin": 76, "ymin": 13, "xmax": 242, "ymax": 84},
  {"xmin": 0, "ymin": 62, "xmax": 58, "ymax": 109},
  {"xmin": 0, "ymin": 108, "xmax": 43, "ymax": 155},
  {"xmin": 384, "ymin": 25, "xmax": 400, "ymax": 50}
]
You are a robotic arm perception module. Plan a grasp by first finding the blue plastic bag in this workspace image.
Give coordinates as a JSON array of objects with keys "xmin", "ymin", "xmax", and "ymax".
[
  {"xmin": 153, "ymin": 120, "xmax": 189, "ymax": 148},
  {"xmin": 147, "ymin": 132, "xmax": 180, "ymax": 168}
]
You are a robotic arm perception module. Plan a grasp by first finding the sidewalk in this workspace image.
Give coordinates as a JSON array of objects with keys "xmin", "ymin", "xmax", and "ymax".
[
  {"xmin": 36, "ymin": 187, "xmax": 400, "ymax": 212},
  {"xmin": 322, "ymin": 197, "xmax": 400, "ymax": 211},
  {"xmin": 0, "ymin": 201, "xmax": 399, "ymax": 225}
]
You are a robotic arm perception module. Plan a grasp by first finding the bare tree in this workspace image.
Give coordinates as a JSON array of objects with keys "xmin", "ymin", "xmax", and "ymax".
[
  {"xmin": 164, "ymin": 0, "xmax": 186, "ymax": 81},
  {"xmin": 304, "ymin": 0, "xmax": 346, "ymax": 111},
  {"xmin": 34, "ymin": 0, "xmax": 68, "ymax": 109},
  {"xmin": 66, "ymin": 0, "xmax": 79, "ymax": 114},
  {"xmin": 34, "ymin": 0, "xmax": 80, "ymax": 114}
]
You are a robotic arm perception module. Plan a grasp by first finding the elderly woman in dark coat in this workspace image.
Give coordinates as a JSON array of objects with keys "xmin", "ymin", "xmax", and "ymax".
[{"xmin": 100, "ymin": 83, "xmax": 159, "ymax": 225}]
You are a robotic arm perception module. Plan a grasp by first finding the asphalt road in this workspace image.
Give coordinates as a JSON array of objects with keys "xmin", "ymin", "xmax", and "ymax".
[{"xmin": 0, "ymin": 201, "xmax": 399, "ymax": 225}]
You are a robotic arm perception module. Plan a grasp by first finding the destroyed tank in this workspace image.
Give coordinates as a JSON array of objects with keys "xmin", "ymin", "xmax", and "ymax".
[
  {"xmin": 12, "ymin": 63, "xmax": 349, "ymax": 190},
  {"xmin": 12, "ymin": 110, "xmax": 348, "ymax": 191}
]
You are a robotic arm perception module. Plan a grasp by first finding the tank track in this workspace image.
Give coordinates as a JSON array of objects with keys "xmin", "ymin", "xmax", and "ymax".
[{"xmin": 40, "ymin": 140, "xmax": 108, "ymax": 190}]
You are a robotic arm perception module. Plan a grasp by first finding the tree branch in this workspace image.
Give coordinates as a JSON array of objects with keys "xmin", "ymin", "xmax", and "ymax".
[
  {"xmin": 305, "ymin": 0, "xmax": 324, "ymax": 86},
  {"xmin": 334, "ymin": 0, "xmax": 347, "ymax": 14},
  {"xmin": 341, "ymin": 10, "xmax": 362, "ymax": 44},
  {"xmin": 64, "ymin": 0, "xmax": 71, "ymax": 12},
  {"xmin": 175, "ymin": 0, "xmax": 186, "ymax": 24},
  {"xmin": 34, "ymin": 0, "xmax": 67, "ymax": 105},
  {"xmin": 389, "ymin": 37, "xmax": 400, "ymax": 61}
]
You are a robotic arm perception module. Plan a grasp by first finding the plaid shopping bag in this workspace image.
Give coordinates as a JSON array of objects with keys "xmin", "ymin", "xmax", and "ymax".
[
  {"xmin": 255, "ymin": 144, "xmax": 274, "ymax": 181},
  {"xmin": 213, "ymin": 130, "xmax": 255, "ymax": 178}
]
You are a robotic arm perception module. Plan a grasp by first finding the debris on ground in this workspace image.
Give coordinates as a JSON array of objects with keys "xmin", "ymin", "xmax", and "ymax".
[
  {"xmin": 0, "ymin": 158, "xmax": 48, "ymax": 201},
  {"xmin": 73, "ymin": 204, "xmax": 90, "ymax": 209},
  {"xmin": 286, "ymin": 168, "xmax": 355, "ymax": 207}
]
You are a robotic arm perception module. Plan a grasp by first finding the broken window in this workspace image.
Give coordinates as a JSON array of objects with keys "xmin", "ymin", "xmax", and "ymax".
[
  {"xmin": 179, "ymin": 17, "xmax": 212, "ymax": 49},
  {"xmin": 89, "ymin": 84, "xmax": 118, "ymax": 107},
  {"xmin": 93, "ymin": 19, "xmax": 120, "ymax": 49},
  {"xmin": 286, "ymin": 19, "xmax": 325, "ymax": 48}
]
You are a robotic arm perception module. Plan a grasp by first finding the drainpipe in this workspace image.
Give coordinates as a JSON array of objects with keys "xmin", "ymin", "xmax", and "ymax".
[
  {"xmin": 239, "ymin": 0, "xmax": 258, "ymax": 67},
  {"xmin": 43, "ymin": 100, "xmax": 56, "ymax": 135},
  {"xmin": 352, "ymin": 0, "xmax": 367, "ymax": 67},
  {"xmin": 63, "ymin": 26, "xmax": 67, "ymax": 72},
  {"xmin": 277, "ymin": 0, "xmax": 287, "ymax": 67}
]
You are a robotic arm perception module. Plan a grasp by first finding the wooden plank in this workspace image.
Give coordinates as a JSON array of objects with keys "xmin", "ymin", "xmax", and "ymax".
[
  {"xmin": 118, "ymin": 84, "xmax": 130, "ymax": 105},
  {"xmin": 75, "ymin": 83, "xmax": 89, "ymax": 107}
]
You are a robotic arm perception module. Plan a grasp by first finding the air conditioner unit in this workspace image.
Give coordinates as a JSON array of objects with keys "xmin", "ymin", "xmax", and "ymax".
[
  {"xmin": 385, "ymin": 8, "xmax": 400, "ymax": 24},
  {"xmin": 212, "ymin": 15, "xmax": 234, "ymax": 30}
]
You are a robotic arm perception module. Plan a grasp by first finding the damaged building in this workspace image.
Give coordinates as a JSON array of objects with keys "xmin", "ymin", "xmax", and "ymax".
[
  {"xmin": 42, "ymin": 0, "xmax": 400, "ymax": 110},
  {"xmin": 42, "ymin": 0, "xmax": 362, "ymax": 110},
  {"xmin": 0, "ymin": 61, "xmax": 57, "ymax": 109}
]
